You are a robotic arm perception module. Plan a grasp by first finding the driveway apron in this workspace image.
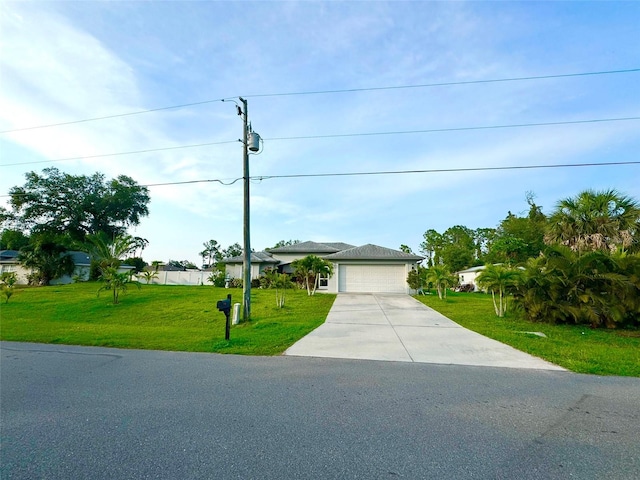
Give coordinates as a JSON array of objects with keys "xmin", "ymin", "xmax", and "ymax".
[{"xmin": 285, "ymin": 294, "xmax": 564, "ymax": 370}]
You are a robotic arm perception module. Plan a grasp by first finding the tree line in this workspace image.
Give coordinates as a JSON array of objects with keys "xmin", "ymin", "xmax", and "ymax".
[{"xmin": 416, "ymin": 190, "xmax": 640, "ymax": 328}]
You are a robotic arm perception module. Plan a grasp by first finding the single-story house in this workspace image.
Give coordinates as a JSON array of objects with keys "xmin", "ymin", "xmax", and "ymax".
[
  {"xmin": 222, "ymin": 251, "xmax": 282, "ymax": 280},
  {"xmin": 0, "ymin": 250, "xmax": 133, "ymax": 285},
  {"xmin": 456, "ymin": 265, "xmax": 486, "ymax": 292},
  {"xmin": 222, "ymin": 241, "xmax": 424, "ymax": 294},
  {"xmin": 0, "ymin": 249, "xmax": 92, "ymax": 285}
]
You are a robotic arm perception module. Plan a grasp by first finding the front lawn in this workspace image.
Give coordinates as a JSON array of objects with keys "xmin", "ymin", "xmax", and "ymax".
[
  {"xmin": 0, "ymin": 282, "xmax": 335, "ymax": 356},
  {"xmin": 416, "ymin": 292, "xmax": 640, "ymax": 377}
]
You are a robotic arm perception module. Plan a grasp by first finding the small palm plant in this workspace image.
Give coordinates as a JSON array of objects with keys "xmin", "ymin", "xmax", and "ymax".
[
  {"xmin": 0, "ymin": 271, "xmax": 17, "ymax": 304},
  {"xmin": 425, "ymin": 265, "xmax": 456, "ymax": 300},
  {"xmin": 140, "ymin": 270, "xmax": 159, "ymax": 284},
  {"xmin": 476, "ymin": 264, "xmax": 522, "ymax": 317},
  {"xmin": 97, "ymin": 267, "xmax": 141, "ymax": 304},
  {"xmin": 273, "ymin": 273, "xmax": 293, "ymax": 308}
]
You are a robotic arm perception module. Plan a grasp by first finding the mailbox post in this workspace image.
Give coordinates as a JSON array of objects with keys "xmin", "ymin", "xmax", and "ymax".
[{"xmin": 217, "ymin": 293, "xmax": 232, "ymax": 340}]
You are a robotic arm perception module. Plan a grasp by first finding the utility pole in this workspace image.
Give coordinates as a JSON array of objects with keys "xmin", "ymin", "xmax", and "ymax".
[{"xmin": 240, "ymin": 97, "xmax": 251, "ymax": 323}]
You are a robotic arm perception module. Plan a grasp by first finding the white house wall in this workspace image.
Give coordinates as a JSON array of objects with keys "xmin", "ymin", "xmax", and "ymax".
[{"xmin": 224, "ymin": 263, "xmax": 268, "ymax": 280}]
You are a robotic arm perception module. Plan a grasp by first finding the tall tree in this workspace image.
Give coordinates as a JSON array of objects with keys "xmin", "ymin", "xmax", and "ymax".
[
  {"xmin": 440, "ymin": 225, "xmax": 477, "ymax": 272},
  {"xmin": 420, "ymin": 229, "xmax": 443, "ymax": 267},
  {"xmin": 270, "ymin": 239, "xmax": 301, "ymax": 249},
  {"xmin": 546, "ymin": 189, "xmax": 640, "ymax": 253},
  {"xmin": 486, "ymin": 194, "xmax": 547, "ymax": 264},
  {"xmin": 132, "ymin": 237, "xmax": 149, "ymax": 257},
  {"xmin": 399, "ymin": 244, "xmax": 413, "ymax": 254},
  {"xmin": 5, "ymin": 168, "xmax": 150, "ymax": 241},
  {"xmin": 222, "ymin": 243, "xmax": 243, "ymax": 258},
  {"xmin": 0, "ymin": 229, "xmax": 30, "ymax": 250},
  {"xmin": 200, "ymin": 239, "xmax": 221, "ymax": 266}
]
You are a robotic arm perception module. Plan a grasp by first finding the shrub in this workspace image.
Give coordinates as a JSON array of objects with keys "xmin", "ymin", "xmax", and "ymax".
[{"xmin": 0, "ymin": 272, "xmax": 17, "ymax": 304}]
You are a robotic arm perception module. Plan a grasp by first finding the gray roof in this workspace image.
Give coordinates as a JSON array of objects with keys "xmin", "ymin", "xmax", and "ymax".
[
  {"xmin": 222, "ymin": 251, "xmax": 279, "ymax": 264},
  {"xmin": 0, "ymin": 250, "xmax": 90, "ymax": 265},
  {"xmin": 267, "ymin": 241, "xmax": 355, "ymax": 254},
  {"xmin": 456, "ymin": 265, "xmax": 486, "ymax": 274},
  {"xmin": 323, "ymin": 244, "xmax": 424, "ymax": 261},
  {"xmin": 68, "ymin": 251, "xmax": 90, "ymax": 266},
  {"xmin": 0, "ymin": 250, "xmax": 20, "ymax": 261}
]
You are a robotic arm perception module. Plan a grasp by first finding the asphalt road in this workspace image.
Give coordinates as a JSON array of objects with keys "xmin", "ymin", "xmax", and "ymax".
[{"xmin": 1, "ymin": 341, "xmax": 639, "ymax": 479}]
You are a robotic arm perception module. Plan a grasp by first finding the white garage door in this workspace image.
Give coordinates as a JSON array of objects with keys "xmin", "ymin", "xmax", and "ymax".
[{"xmin": 338, "ymin": 264, "xmax": 407, "ymax": 293}]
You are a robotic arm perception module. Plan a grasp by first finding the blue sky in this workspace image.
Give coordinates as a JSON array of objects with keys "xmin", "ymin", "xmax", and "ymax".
[{"xmin": 1, "ymin": 1, "xmax": 639, "ymax": 265}]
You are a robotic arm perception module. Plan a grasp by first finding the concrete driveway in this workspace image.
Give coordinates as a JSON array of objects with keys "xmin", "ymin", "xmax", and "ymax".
[{"xmin": 285, "ymin": 294, "xmax": 564, "ymax": 370}]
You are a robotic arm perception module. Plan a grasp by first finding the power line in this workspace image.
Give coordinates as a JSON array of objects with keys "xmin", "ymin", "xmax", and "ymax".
[
  {"xmin": 241, "ymin": 68, "xmax": 640, "ymax": 98},
  {"xmin": 0, "ymin": 99, "xmax": 226, "ymax": 134},
  {"xmin": 144, "ymin": 177, "xmax": 243, "ymax": 187},
  {"xmin": 265, "ymin": 116, "xmax": 640, "ymax": 142},
  {"xmin": 2, "ymin": 160, "xmax": 637, "ymax": 197},
  {"xmin": 0, "ymin": 140, "xmax": 239, "ymax": 167},
  {"xmin": 252, "ymin": 161, "xmax": 640, "ymax": 182},
  {"xmin": 2, "ymin": 115, "xmax": 638, "ymax": 168},
  {"xmin": 139, "ymin": 160, "xmax": 639, "ymax": 189},
  {"xmin": 2, "ymin": 68, "xmax": 638, "ymax": 134}
]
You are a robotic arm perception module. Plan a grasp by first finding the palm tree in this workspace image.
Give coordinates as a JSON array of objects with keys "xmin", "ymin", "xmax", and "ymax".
[
  {"xmin": 424, "ymin": 265, "xmax": 456, "ymax": 300},
  {"xmin": 545, "ymin": 189, "xmax": 640, "ymax": 253},
  {"xmin": 97, "ymin": 266, "xmax": 141, "ymax": 304},
  {"xmin": 132, "ymin": 236, "xmax": 149, "ymax": 257},
  {"xmin": 18, "ymin": 236, "xmax": 75, "ymax": 286},
  {"xmin": 514, "ymin": 246, "xmax": 638, "ymax": 328},
  {"xmin": 476, "ymin": 264, "xmax": 522, "ymax": 317},
  {"xmin": 291, "ymin": 255, "xmax": 334, "ymax": 295},
  {"xmin": 85, "ymin": 232, "xmax": 137, "ymax": 271}
]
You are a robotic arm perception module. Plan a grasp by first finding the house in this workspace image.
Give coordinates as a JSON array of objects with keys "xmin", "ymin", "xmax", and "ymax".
[
  {"xmin": 0, "ymin": 250, "xmax": 92, "ymax": 285},
  {"xmin": 222, "ymin": 241, "xmax": 424, "ymax": 294},
  {"xmin": 456, "ymin": 265, "xmax": 485, "ymax": 292},
  {"xmin": 0, "ymin": 250, "xmax": 24, "ymax": 283},
  {"xmin": 219, "ymin": 251, "xmax": 280, "ymax": 280}
]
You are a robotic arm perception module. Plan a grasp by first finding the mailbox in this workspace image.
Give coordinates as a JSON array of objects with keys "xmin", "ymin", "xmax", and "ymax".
[
  {"xmin": 217, "ymin": 294, "xmax": 233, "ymax": 340},
  {"xmin": 217, "ymin": 298, "xmax": 231, "ymax": 314}
]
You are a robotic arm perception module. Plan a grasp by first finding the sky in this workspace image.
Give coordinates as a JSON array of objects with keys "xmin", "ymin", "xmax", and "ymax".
[{"xmin": 1, "ymin": 1, "xmax": 639, "ymax": 265}]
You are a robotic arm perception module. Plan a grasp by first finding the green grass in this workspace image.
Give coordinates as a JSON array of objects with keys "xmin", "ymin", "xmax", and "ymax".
[
  {"xmin": 0, "ymin": 282, "xmax": 335, "ymax": 355},
  {"xmin": 416, "ymin": 291, "xmax": 640, "ymax": 377}
]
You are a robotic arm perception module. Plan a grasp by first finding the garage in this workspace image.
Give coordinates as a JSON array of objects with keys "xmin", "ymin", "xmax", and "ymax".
[{"xmin": 338, "ymin": 264, "xmax": 408, "ymax": 293}]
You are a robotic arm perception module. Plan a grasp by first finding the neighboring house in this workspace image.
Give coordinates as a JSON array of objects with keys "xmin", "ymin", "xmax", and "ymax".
[
  {"xmin": 0, "ymin": 250, "xmax": 92, "ymax": 285},
  {"xmin": 0, "ymin": 250, "xmax": 26, "ymax": 284},
  {"xmin": 222, "ymin": 241, "xmax": 424, "ymax": 294},
  {"xmin": 456, "ymin": 265, "xmax": 492, "ymax": 292},
  {"xmin": 51, "ymin": 251, "xmax": 91, "ymax": 285},
  {"xmin": 222, "ymin": 251, "xmax": 280, "ymax": 280}
]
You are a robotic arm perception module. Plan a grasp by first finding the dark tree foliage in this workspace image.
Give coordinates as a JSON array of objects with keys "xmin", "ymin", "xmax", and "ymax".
[
  {"xmin": 270, "ymin": 239, "xmax": 301, "ymax": 249},
  {"xmin": 167, "ymin": 259, "xmax": 197, "ymax": 270},
  {"xmin": 0, "ymin": 229, "xmax": 30, "ymax": 250},
  {"xmin": 485, "ymin": 196, "xmax": 547, "ymax": 265},
  {"xmin": 18, "ymin": 234, "xmax": 75, "ymax": 286},
  {"xmin": 6, "ymin": 168, "xmax": 150, "ymax": 241},
  {"xmin": 122, "ymin": 257, "xmax": 147, "ymax": 273},
  {"xmin": 222, "ymin": 243, "xmax": 242, "ymax": 258}
]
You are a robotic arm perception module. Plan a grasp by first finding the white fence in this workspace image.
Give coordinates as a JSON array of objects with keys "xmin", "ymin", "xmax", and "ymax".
[{"xmin": 137, "ymin": 270, "xmax": 214, "ymax": 286}]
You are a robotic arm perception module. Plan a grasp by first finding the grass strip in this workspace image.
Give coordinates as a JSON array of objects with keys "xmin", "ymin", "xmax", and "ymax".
[
  {"xmin": 0, "ymin": 282, "xmax": 335, "ymax": 356},
  {"xmin": 415, "ymin": 292, "xmax": 640, "ymax": 377}
]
